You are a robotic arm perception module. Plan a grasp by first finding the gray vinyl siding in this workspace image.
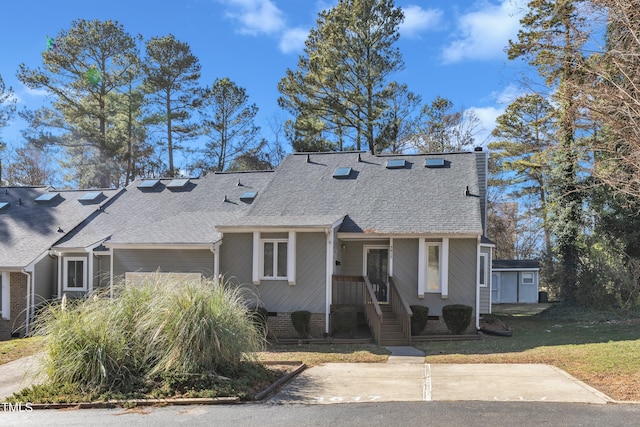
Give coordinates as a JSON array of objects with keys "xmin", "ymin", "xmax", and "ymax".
[
  {"xmin": 112, "ymin": 249, "xmax": 215, "ymax": 279},
  {"xmin": 94, "ymin": 254, "xmax": 111, "ymax": 289},
  {"xmin": 393, "ymin": 238, "xmax": 477, "ymax": 316},
  {"xmin": 220, "ymin": 232, "xmax": 327, "ymax": 313},
  {"xmin": 34, "ymin": 256, "xmax": 56, "ymax": 305},
  {"xmin": 339, "ymin": 240, "xmax": 389, "ymax": 276},
  {"xmin": 479, "ymin": 247, "xmax": 491, "ymax": 314}
]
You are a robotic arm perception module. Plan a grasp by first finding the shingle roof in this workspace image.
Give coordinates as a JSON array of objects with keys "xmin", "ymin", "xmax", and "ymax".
[
  {"xmin": 56, "ymin": 171, "xmax": 275, "ymax": 248},
  {"xmin": 0, "ymin": 187, "xmax": 121, "ymax": 268},
  {"xmin": 244, "ymin": 151, "xmax": 484, "ymax": 235},
  {"xmin": 492, "ymin": 259, "xmax": 540, "ymax": 270}
]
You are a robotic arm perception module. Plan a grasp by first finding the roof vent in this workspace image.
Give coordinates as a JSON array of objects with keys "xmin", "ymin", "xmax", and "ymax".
[
  {"xmin": 386, "ymin": 159, "xmax": 406, "ymax": 169},
  {"xmin": 425, "ymin": 158, "xmax": 446, "ymax": 168},
  {"xmin": 237, "ymin": 179, "xmax": 243, "ymax": 186},
  {"xmin": 306, "ymin": 154, "xmax": 311, "ymax": 163},
  {"xmin": 357, "ymin": 153, "xmax": 362, "ymax": 162},
  {"xmin": 166, "ymin": 178, "xmax": 190, "ymax": 189},
  {"xmin": 35, "ymin": 192, "xmax": 60, "ymax": 203},
  {"xmin": 0, "ymin": 201, "xmax": 9, "ymax": 211},
  {"xmin": 332, "ymin": 167, "xmax": 352, "ymax": 179}
]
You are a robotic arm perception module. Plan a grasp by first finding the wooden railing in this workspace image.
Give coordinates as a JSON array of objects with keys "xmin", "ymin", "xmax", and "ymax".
[
  {"xmin": 388, "ymin": 276, "xmax": 413, "ymax": 345},
  {"xmin": 331, "ymin": 275, "xmax": 365, "ymax": 305},
  {"xmin": 363, "ymin": 276, "xmax": 383, "ymax": 345}
]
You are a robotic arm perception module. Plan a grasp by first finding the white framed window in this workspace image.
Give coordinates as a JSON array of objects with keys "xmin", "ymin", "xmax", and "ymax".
[
  {"xmin": 522, "ymin": 272, "xmax": 534, "ymax": 285},
  {"xmin": 0, "ymin": 272, "xmax": 8, "ymax": 320},
  {"xmin": 261, "ymin": 239, "xmax": 288, "ymax": 280},
  {"xmin": 479, "ymin": 254, "xmax": 488, "ymax": 287},
  {"xmin": 63, "ymin": 257, "xmax": 87, "ymax": 291},
  {"xmin": 426, "ymin": 243, "xmax": 441, "ymax": 293}
]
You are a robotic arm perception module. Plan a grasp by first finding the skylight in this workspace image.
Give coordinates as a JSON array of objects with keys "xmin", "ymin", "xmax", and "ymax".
[
  {"xmin": 137, "ymin": 179, "xmax": 160, "ymax": 189},
  {"xmin": 333, "ymin": 167, "xmax": 352, "ymax": 178},
  {"xmin": 386, "ymin": 159, "xmax": 406, "ymax": 169},
  {"xmin": 78, "ymin": 191, "xmax": 103, "ymax": 202},
  {"xmin": 240, "ymin": 191, "xmax": 257, "ymax": 202},
  {"xmin": 0, "ymin": 201, "xmax": 9, "ymax": 211},
  {"xmin": 167, "ymin": 178, "xmax": 190, "ymax": 189},
  {"xmin": 425, "ymin": 158, "xmax": 446, "ymax": 168},
  {"xmin": 35, "ymin": 192, "xmax": 59, "ymax": 202}
]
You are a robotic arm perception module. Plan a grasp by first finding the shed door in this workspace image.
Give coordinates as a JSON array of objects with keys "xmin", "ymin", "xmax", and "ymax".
[
  {"xmin": 519, "ymin": 272, "xmax": 538, "ymax": 303},
  {"xmin": 500, "ymin": 272, "xmax": 518, "ymax": 303}
]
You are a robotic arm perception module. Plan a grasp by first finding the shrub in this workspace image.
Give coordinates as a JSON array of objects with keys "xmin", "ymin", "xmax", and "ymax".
[
  {"xmin": 410, "ymin": 305, "xmax": 429, "ymax": 335},
  {"xmin": 290, "ymin": 310, "xmax": 311, "ymax": 338},
  {"xmin": 331, "ymin": 307, "xmax": 357, "ymax": 337},
  {"xmin": 442, "ymin": 304, "xmax": 473, "ymax": 335}
]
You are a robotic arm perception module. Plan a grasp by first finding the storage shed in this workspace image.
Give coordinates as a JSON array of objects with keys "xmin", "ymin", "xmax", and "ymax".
[{"xmin": 491, "ymin": 260, "xmax": 540, "ymax": 304}]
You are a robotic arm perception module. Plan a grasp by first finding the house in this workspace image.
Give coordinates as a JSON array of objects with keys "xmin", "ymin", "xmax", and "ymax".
[
  {"xmin": 491, "ymin": 259, "xmax": 540, "ymax": 304},
  {"xmin": 0, "ymin": 187, "xmax": 121, "ymax": 340},
  {"xmin": 1, "ymin": 148, "xmax": 492, "ymax": 345},
  {"xmin": 48, "ymin": 148, "xmax": 492, "ymax": 345}
]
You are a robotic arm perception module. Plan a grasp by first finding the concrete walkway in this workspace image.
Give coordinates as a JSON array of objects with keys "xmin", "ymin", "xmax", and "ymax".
[
  {"xmin": 0, "ymin": 355, "xmax": 44, "ymax": 400},
  {"xmin": 267, "ymin": 346, "xmax": 612, "ymax": 405}
]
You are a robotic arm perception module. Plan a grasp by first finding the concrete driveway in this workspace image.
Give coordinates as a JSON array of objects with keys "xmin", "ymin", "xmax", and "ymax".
[
  {"xmin": 0, "ymin": 354, "xmax": 44, "ymax": 400},
  {"xmin": 267, "ymin": 347, "xmax": 612, "ymax": 405}
]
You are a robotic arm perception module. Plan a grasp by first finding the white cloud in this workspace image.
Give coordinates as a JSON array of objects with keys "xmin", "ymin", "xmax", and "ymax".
[
  {"xmin": 466, "ymin": 105, "xmax": 503, "ymax": 145},
  {"xmin": 22, "ymin": 86, "xmax": 49, "ymax": 99},
  {"xmin": 399, "ymin": 5, "xmax": 443, "ymax": 38},
  {"xmin": 441, "ymin": 0, "xmax": 525, "ymax": 64},
  {"xmin": 279, "ymin": 27, "xmax": 309, "ymax": 54},
  {"xmin": 219, "ymin": 0, "xmax": 285, "ymax": 35}
]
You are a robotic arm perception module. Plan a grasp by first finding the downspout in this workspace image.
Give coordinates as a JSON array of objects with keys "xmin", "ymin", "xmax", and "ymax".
[
  {"xmin": 325, "ymin": 226, "xmax": 334, "ymax": 335},
  {"xmin": 210, "ymin": 242, "xmax": 221, "ymax": 282},
  {"xmin": 22, "ymin": 270, "xmax": 32, "ymax": 336},
  {"xmin": 109, "ymin": 248, "xmax": 114, "ymax": 299},
  {"xmin": 475, "ymin": 236, "xmax": 481, "ymax": 330}
]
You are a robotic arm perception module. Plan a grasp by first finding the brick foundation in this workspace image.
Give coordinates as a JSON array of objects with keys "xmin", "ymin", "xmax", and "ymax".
[
  {"xmin": 0, "ymin": 273, "xmax": 28, "ymax": 341},
  {"xmin": 267, "ymin": 312, "xmax": 326, "ymax": 339}
]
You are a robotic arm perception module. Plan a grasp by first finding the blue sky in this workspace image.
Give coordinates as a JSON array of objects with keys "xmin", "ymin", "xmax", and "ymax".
[{"xmin": 0, "ymin": 0, "xmax": 530, "ymax": 151}]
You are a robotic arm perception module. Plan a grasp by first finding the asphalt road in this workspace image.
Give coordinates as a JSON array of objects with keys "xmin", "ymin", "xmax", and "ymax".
[{"xmin": 2, "ymin": 401, "xmax": 640, "ymax": 427}]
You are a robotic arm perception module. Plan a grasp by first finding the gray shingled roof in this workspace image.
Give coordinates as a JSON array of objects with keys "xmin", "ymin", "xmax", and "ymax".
[
  {"xmin": 244, "ymin": 151, "xmax": 484, "ymax": 235},
  {"xmin": 0, "ymin": 187, "xmax": 121, "ymax": 268},
  {"xmin": 56, "ymin": 171, "xmax": 275, "ymax": 249},
  {"xmin": 492, "ymin": 259, "xmax": 540, "ymax": 270}
]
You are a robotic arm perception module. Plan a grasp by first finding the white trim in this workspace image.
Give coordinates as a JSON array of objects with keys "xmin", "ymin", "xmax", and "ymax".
[
  {"xmin": 212, "ymin": 242, "xmax": 221, "ymax": 281},
  {"xmin": 418, "ymin": 239, "xmax": 426, "ymax": 297},
  {"xmin": 475, "ymin": 237, "xmax": 481, "ymax": 330},
  {"xmin": 338, "ymin": 232, "xmax": 481, "ymax": 240},
  {"xmin": 325, "ymin": 227, "xmax": 336, "ymax": 334},
  {"xmin": 389, "ymin": 238, "xmax": 394, "ymax": 277},
  {"xmin": 491, "ymin": 268, "xmax": 540, "ymax": 272},
  {"xmin": 1, "ymin": 271, "xmax": 10, "ymax": 320},
  {"xmin": 109, "ymin": 248, "xmax": 114, "ymax": 299},
  {"xmin": 57, "ymin": 255, "xmax": 62, "ymax": 298},
  {"xmin": 63, "ymin": 257, "xmax": 88, "ymax": 291},
  {"xmin": 441, "ymin": 238, "xmax": 449, "ymax": 299},
  {"xmin": 252, "ymin": 232, "xmax": 260, "ymax": 285},
  {"xmin": 104, "ymin": 243, "xmax": 218, "ymax": 250},
  {"xmin": 287, "ymin": 231, "xmax": 296, "ymax": 286},
  {"xmin": 521, "ymin": 272, "xmax": 535, "ymax": 285}
]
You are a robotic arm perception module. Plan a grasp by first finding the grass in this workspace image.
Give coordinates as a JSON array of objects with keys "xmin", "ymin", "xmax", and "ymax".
[{"xmin": 0, "ymin": 336, "xmax": 45, "ymax": 365}]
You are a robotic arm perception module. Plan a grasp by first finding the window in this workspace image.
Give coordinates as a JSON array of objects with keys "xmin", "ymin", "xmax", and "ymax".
[
  {"xmin": 479, "ymin": 254, "xmax": 488, "ymax": 287},
  {"xmin": 332, "ymin": 167, "xmax": 352, "ymax": 178},
  {"xmin": 262, "ymin": 240, "xmax": 288, "ymax": 279},
  {"xmin": 425, "ymin": 158, "xmax": 446, "ymax": 168},
  {"xmin": 522, "ymin": 272, "xmax": 534, "ymax": 284},
  {"xmin": 385, "ymin": 159, "xmax": 406, "ymax": 169},
  {"xmin": 426, "ymin": 243, "xmax": 441, "ymax": 292},
  {"xmin": 64, "ymin": 257, "xmax": 87, "ymax": 291}
]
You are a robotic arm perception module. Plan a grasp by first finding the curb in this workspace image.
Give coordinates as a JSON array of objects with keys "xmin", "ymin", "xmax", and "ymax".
[{"xmin": 21, "ymin": 361, "xmax": 306, "ymax": 410}]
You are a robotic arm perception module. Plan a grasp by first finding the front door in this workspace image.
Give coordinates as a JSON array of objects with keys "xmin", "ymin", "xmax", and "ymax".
[{"xmin": 364, "ymin": 246, "xmax": 389, "ymax": 303}]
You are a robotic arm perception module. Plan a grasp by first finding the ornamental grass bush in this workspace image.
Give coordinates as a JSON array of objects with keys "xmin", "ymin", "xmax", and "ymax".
[
  {"xmin": 442, "ymin": 304, "xmax": 473, "ymax": 335},
  {"xmin": 32, "ymin": 276, "xmax": 265, "ymax": 394}
]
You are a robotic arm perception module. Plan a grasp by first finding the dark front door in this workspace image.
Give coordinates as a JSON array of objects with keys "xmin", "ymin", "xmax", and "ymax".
[{"xmin": 365, "ymin": 247, "xmax": 389, "ymax": 303}]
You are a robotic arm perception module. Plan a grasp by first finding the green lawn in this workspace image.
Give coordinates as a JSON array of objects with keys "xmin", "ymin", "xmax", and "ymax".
[{"xmin": 0, "ymin": 336, "xmax": 44, "ymax": 365}]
